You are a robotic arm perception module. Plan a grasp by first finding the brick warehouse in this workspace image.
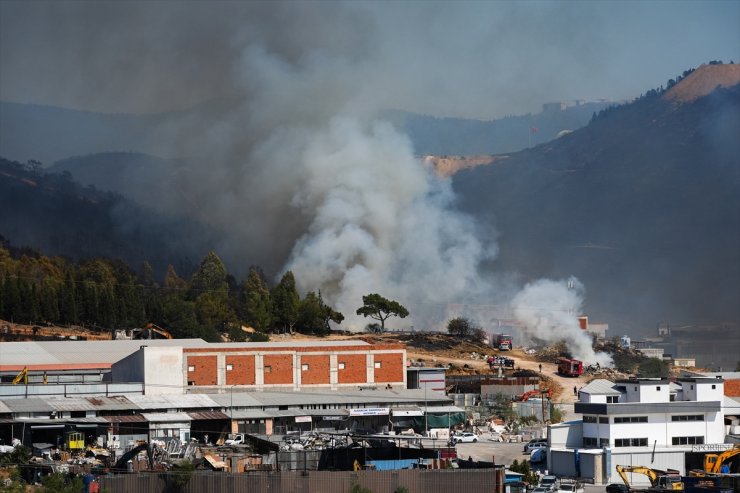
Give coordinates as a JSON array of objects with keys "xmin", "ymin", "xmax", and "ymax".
[{"xmin": 181, "ymin": 340, "xmax": 407, "ymax": 390}]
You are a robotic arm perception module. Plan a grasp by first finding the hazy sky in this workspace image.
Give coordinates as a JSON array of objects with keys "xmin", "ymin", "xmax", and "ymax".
[{"xmin": 1, "ymin": 0, "xmax": 738, "ymax": 119}]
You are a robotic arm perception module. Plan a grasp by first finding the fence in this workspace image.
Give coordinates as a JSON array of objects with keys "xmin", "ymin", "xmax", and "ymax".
[{"xmin": 98, "ymin": 469, "xmax": 501, "ymax": 493}]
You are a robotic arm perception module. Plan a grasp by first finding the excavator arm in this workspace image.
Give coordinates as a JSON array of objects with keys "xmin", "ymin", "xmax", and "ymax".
[
  {"xmin": 617, "ymin": 465, "xmax": 660, "ymax": 488},
  {"xmin": 705, "ymin": 445, "xmax": 740, "ymax": 473},
  {"xmin": 12, "ymin": 367, "xmax": 28, "ymax": 385}
]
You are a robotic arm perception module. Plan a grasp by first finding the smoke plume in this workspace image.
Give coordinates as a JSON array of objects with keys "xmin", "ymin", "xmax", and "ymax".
[{"xmin": 511, "ymin": 277, "xmax": 612, "ymax": 365}]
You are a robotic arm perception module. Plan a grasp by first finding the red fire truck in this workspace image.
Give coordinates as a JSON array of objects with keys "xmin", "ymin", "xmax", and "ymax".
[{"xmin": 557, "ymin": 357, "xmax": 584, "ymax": 377}]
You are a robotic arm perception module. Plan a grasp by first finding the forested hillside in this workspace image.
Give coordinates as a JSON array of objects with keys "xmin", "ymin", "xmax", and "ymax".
[{"xmin": 0, "ymin": 245, "xmax": 342, "ymax": 341}]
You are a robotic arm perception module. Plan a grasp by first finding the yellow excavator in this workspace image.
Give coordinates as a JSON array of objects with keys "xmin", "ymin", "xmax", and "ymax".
[
  {"xmin": 616, "ymin": 465, "xmax": 684, "ymax": 491},
  {"xmin": 693, "ymin": 444, "xmax": 740, "ymax": 475},
  {"xmin": 11, "ymin": 367, "xmax": 28, "ymax": 385}
]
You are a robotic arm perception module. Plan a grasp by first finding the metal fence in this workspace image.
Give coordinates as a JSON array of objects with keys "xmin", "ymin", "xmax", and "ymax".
[{"xmin": 98, "ymin": 469, "xmax": 501, "ymax": 493}]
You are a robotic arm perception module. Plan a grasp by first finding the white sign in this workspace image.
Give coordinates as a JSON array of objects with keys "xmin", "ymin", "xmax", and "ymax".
[
  {"xmin": 349, "ymin": 408, "xmax": 390, "ymax": 416},
  {"xmin": 692, "ymin": 444, "xmax": 734, "ymax": 452},
  {"xmin": 322, "ymin": 416, "xmax": 344, "ymax": 421},
  {"xmin": 392, "ymin": 409, "xmax": 423, "ymax": 417},
  {"xmin": 295, "ymin": 416, "xmax": 312, "ymax": 423}
]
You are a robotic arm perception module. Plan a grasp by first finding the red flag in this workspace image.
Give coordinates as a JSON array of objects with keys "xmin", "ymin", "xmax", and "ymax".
[{"xmin": 530, "ymin": 126, "xmax": 539, "ymax": 134}]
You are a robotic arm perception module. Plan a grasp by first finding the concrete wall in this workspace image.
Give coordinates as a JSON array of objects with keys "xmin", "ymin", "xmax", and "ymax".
[{"xmin": 112, "ymin": 346, "xmax": 182, "ymax": 395}]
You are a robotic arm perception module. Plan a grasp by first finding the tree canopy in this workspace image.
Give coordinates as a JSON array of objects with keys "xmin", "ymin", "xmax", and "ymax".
[{"xmin": 355, "ymin": 293, "xmax": 409, "ymax": 332}]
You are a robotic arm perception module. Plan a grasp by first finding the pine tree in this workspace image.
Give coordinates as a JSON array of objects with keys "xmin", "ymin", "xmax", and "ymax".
[
  {"xmin": 242, "ymin": 267, "xmax": 272, "ymax": 331},
  {"xmin": 271, "ymin": 271, "xmax": 300, "ymax": 333}
]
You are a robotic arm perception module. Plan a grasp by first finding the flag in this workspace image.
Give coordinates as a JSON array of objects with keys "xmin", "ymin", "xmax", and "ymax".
[{"xmin": 530, "ymin": 126, "xmax": 539, "ymax": 134}]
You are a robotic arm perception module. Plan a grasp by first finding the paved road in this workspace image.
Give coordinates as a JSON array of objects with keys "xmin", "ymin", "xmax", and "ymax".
[{"xmin": 454, "ymin": 440, "xmax": 529, "ymax": 465}]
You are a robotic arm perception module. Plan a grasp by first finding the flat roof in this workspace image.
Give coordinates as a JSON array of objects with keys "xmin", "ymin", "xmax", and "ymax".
[
  {"xmin": 0, "ymin": 339, "xmax": 206, "ymax": 369},
  {"xmin": 204, "ymin": 388, "xmax": 452, "ymax": 408},
  {"xmin": 615, "ymin": 379, "xmax": 670, "ymax": 385}
]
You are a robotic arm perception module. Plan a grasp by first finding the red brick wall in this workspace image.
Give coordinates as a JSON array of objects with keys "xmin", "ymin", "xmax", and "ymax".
[
  {"xmin": 725, "ymin": 379, "xmax": 740, "ymax": 397},
  {"xmin": 226, "ymin": 355, "xmax": 256, "ymax": 385},
  {"xmin": 338, "ymin": 354, "xmax": 367, "ymax": 384},
  {"xmin": 300, "ymin": 355, "xmax": 331, "ymax": 385},
  {"xmin": 373, "ymin": 352, "xmax": 404, "ymax": 383},
  {"xmin": 263, "ymin": 354, "xmax": 293, "ymax": 385},
  {"xmin": 187, "ymin": 355, "xmax": 217, "ymax": 385}
]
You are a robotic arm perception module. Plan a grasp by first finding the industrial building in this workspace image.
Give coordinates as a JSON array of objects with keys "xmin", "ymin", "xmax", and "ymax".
[
  {"xmin": 0, "ymin": 338, "xmax": 464, "ymax": 454},
  {"xmin": 548, "ymin": 377, "xmax": 736, "ymax": 485}
]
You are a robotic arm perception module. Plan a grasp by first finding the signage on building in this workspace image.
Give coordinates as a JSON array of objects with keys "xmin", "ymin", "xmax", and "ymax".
[
  {"xmin": 691, "ymin": 444, "xmax": 734, "ymax": 452},
  {"xmin": 322, "ymin": 416, "xmax": 344, "ymax": 421},
  {"xmin": 392, "ymin": 409, "xmax": 423, "ymax": 417},
  {"xmin": 349, "ymin": 408, "xmax": 390, "ymax": 416},
  {"xmin": 295, "ymin": 416, "xmax": 312, "ymax": 423}
]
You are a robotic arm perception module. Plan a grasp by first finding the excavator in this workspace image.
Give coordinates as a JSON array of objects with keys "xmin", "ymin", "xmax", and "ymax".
[
  {"xmin": 691, "ymin": 444, "xmax": 740, "ymax": 476},
  {"xmin": 615, "ymin": 465, "xmax": 684, "ymax": 491},
  {"xmin": 142, "ymin": 323, "xmax": 172, "ymax": 340},
  {"xmin": 11, "ymin": 367, "xmax": 28, "ymax": 385}
]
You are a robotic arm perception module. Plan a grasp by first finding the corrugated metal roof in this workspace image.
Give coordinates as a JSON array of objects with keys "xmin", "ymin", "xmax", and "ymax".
[
  {"xmin": 43, "ymin": 396, "xmax": 138, "ymax": 412},
  {"xmin": 104, "ymin": 414, "xmax": 147, "ymax": 423},
  {"xmin": 0, "ymin": 401, "xmax": 12, "ymax": 414},
  {"xmin": 126, "ymin": 393, "xmax": 220, "ymax": 409},
  {"xmin": 580, "ymin": 379, "xmax": 621, "ymax": 395},
  {"xmin": 2, "ymin": 398, "xmax": 53, "ymax": 412},
  {"xmin": 142, "ymin": 412, "xmax": 192, "ymax": 422},
  {"xmin": 206, "ymin": 389, "xmax": 451, "ymax": 409},
  {"xmin": 229, "ymin": 409, "xmax": 272, "ymax": 419},
  {"xmin": 188, "ymin": 411, "xmax": 230, "ymax": 420}
]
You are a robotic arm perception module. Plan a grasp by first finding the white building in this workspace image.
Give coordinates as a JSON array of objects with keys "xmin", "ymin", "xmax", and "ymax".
[{"xmin": 549, "ymin": 377, "xmax": 730, "ymax": 484}]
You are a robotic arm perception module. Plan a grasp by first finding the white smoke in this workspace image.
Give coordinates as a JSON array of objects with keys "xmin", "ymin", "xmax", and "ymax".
[
  {"xmin": 511, "ymin": 277, "xmax": 612, "ymax": 365},
  {"xmin": 282, "ymin": 117, "xmax": 495, "ymax": 329}
]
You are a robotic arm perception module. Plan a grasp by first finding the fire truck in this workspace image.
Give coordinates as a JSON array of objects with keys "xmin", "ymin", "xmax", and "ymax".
[
  {"xmin": 493, "ymin": 333, "xmax": 513, "ymax": 350},
  {"xmin": 557, "ymin": 357, "xmax": 584, "ymax": 377}
]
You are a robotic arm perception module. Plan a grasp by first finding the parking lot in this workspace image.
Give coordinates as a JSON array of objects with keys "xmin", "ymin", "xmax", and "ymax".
[{"xmin": 454, "ymin": 437, "xmax": 608, "ymax": 493}]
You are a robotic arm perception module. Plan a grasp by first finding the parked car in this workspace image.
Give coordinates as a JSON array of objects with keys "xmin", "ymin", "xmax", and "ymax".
[
  {"xmin": 225, "ymin": 434, "xmax": 245, "ymax": 445},
  {"xmin": 540, "ymin": 475, "xmax": 558, "ymax": 492},
  {"xmin": 532, "ymin": 487, "xmax": 551, "ymax": 493},
  {"xmin": 557, "ymin": 480, "xmax": 584, "ymax": 493},
  {"xmin": 530, "ymin": 447, "xmax": 546, "ymax": 463},
  {"xmin": 523, "ymin": 438, "xmax": 547, "ymax": 453},
  {"xmin": 453, "ymin": 432, "xmax": 479, "ymax": 443},
  {"xmin": 524, "ymin": 441, "xmax": 548, "ymax": 454}
]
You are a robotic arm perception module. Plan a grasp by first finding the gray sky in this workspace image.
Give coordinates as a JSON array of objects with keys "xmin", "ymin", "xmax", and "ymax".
[{"xmin": 1, "ymin": 0, "xmax": 738, "ymax": 119}]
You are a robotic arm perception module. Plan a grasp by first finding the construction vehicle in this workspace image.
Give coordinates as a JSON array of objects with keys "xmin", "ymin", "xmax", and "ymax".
[
  {"xmin": 114, "ymin": 323, "xmax": 173, "ymax": 341},
  {"xmin": 690, "ymin": 444, "xmax": 740, "ymax": 476},
  {"xmin": 66, "ymin": 431, "xmax": 85, "ymax": 451},
  {"xmin": 615, "ymin": 465, "xmax": 684, "ymax": 491},
  {"xmin": 557, "ymin": 357, "xmax": 584, "ymax": 377},
  {"xmin": 519, "ymin": 388, "xmax": 553, "ymax": 401},
  {"xmin": 11, "ymin": 367, "xmax": 28, "ymax": 385}
]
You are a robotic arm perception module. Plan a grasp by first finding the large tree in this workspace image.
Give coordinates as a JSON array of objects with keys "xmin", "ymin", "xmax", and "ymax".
[
  {"xmin": 271, "ymin": 271, "xmax": 300, "ymax": 333},
  {"xmin": 447, "ymin": 317, "xmax": 476, "ymax": 338},
  {"xmin": 356, "ymin": 293, "xmax": 409, "ymax": 332},
  {"xmin": 241, "ymin": 267, "xmax": 272, "ymax": 331}
]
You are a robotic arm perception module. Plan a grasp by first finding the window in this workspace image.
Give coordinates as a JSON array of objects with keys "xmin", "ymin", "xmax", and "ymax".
[
  {"xmin": 226, "ymin": 364, "xmax": 233, "ymax": 371},
  {"xmin": 374, "ymin": 362, "xmax": 382, "ymax": 369},
  {"xmin": 672, "ymin": 436, "xmax": 704, "ymax": 445},
  {"xmin": 711, "ymin": 384, "xmax": 716, "ymax": 389},
  {"xmin": 656, "ymin": 386, "xmax": 661, "ymax": 391},
  {"xmin": 600, "ymin": 439, "xmax": 609, "ymax": 447},
  {"xmin": 264, "ymin": 366, "xmax": 272, "ymax": 373},
  {"xmin": 338, "ymin": 362, "xmax": 346, "ymax": 370},
  {"xmin": 615, "ymin": 438, "xmax": 648, "ymax": 447},
  {"xmin": 599, "ymin": 416, "xmax": 609, "ymax": 424},
  {"xmin": 607, "ymin": 396, "xmax": 619, "ymax": 403},
  {"xmin": 671, "ymin": 415, "xmax": 704, "ymax": 422},
  {"xmin": 302, "ymin": 364, "xmax": 309, "ymax": 371},
  {"xmin": 614, "ymin": 416, "xmax": 648, "ymax": 423},
  {"xmin": 188, "ymin": 365, "xmax": 195, "ymax": 372},
  {"xmin": 583, "ymin": 416, "xmax": 597, "ymax": 423},
  {"xmin": 583, "ymin": 437, "xmax": 597, "ymax": 447}
]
